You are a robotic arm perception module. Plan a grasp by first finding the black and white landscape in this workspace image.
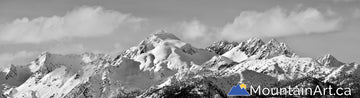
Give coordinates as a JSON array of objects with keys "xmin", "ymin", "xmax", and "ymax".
[
  {"xmin": 0, "ymin": 0, "xmax": 360, "ymax": 98},
  {"xmin": 0, "ymin": 31, "xmax": 359, "ymax": 97}
]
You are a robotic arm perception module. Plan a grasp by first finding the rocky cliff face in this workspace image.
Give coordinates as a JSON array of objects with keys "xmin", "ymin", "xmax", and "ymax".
[
  {"xmin": 1, "ymin": 32, "xmax": 359, "ymax": 98},
  {"xmin": 206, "ymin": 40, "xmax": 239, "ymax": 55}
]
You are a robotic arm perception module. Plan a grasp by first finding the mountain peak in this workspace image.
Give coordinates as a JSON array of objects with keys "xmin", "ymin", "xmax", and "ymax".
[
  {"xmin": 39, "ymin": 51, "xmax": 50, "ymax": 58},
  {"xmin": 220, "ymin": 38, "xmax": 296, "ymax": 62},
  {"xmin": 4, "ymin": 64, "xmax": 17, "ymax": 80},
  {"xmin": 246, "ymin": 37, "xmax": 264, "ymax": 45},
  {"xmin": 317, "ymin": 54, "xmax": 344, "ymax": 67},
  {"xmin": 256, "ymin": 38, "xmax": 295, "ymax": 59},
  {"xmin": 264, "ymin": 39, "xmax": 286, "ymax": 51},
  {"xmin": 28, "ymin": 52, "xmax": 90, "ymax": 74},
  {"xmin": 119, "ymin": 31, "xmax": 182, "ymax": 59},
  {"xmin": 149, "ymin": 30, "xmax": 180, "ymax": 41},
  {"xmin": 237, "ymin": 38, "xmax": 265, "ymax": 56},
  {"xmin": 268, "ymin": 39, "xmax": 280, "ymax": 44},
  {"xmin": 324, "ymin": 54, "xmax": 335, "ymax": 59},
  {"xmin": 206, "ymin": 40, "xmax": 239, "ymax": 55}
]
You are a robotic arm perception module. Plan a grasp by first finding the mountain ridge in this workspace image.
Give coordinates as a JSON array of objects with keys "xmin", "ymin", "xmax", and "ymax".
[{"xmin": 1, "ymin": 31, "xmax": 359, "ymax": 98}]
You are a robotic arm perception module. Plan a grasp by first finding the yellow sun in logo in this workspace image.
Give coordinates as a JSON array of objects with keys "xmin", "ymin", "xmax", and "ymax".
[{"xmin": 240, "ymin": 84, "xmax": 246, "ymax": 89}]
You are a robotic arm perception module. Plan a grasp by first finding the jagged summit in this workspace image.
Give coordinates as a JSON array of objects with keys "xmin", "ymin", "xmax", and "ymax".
[
  {"xmin": 239, "ymin": 38, "xmax": 266, "ymax": 56},
  {"xmin": 317, "ymin": 54, "xmax": 344, "ymax": 67},
  {"xmin": 4, "ymin": 64, "xmax": 17, "ymax": 80},
  {"xmin": 245, "ymin": 37, "xmax": 265, "ymax": 45},
  {"xmin": 206, "ymin": 40, "xmax": 239, "ymax": 55},
  {"xmin": 219, "ymin": 38, "xmax": 296, "ymax": 62},
  {"xmin": 257, "ymin": 38, "xmax": 295, "ymax": 59},
  {"xmin": 28, "ymin": 52, "xmax": 106, "ymax": 75}
]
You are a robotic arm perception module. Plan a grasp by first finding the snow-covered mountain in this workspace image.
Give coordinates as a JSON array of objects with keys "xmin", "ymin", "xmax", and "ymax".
[{"xmin": 1, "ymin": 31, "xmax": 359, "ymax": 98}]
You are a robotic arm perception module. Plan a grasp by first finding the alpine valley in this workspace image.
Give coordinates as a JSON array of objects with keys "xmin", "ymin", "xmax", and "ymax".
[{"xmin": 1, "ymin": 31, "xmax": 359, "ymax": 98}]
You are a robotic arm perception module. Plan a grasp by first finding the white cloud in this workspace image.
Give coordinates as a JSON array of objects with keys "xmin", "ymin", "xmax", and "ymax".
[
  {"xmin": 0, "ymin": 6, "xmax": 145, "ymax": 44},
  {"xmin": 220, "ymin": 7, "xmax": 342, "ymax": 41},
  {"xmin": 353, "ymin": 8, "xmax": 360, "ymax": 19},
  {"xmin": 172, "ymin": 20, "xmax": 220, "ymax": 47},
  {"xmin": 0, "ymin": 51, "xmax": 37, "ymax": 68},
  {"xmin": 114, "ymin": 43, "xmax": 124, "ymax": 50},
  {"xmin": 48, "ymin": 44, "xmax": 86, "ymax": 54},
  {"xmin": 178, "ymin": 20, "xmax": 208, "ymax": 40}
]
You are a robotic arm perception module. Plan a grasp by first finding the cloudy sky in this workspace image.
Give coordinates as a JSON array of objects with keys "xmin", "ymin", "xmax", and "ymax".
[{"xmin": 0, "ymin": 0, "xmax": 360, "ymax": 67}]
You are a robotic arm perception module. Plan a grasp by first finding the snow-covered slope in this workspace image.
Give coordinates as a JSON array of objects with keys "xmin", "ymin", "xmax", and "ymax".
[
  {"xmin": 3, "ymin": 52, "xmax": 107, "ymax": 98},
  {"xmin": 0, "ymin": 65, "xmax": 32, "ymax": 96},
  {"xmin": 124, "ymin": 31, "xmax": 217, "ymax": 74},
  {"xmin": 1, "ymin": 32, "xmax": 359, "ymax": 97}
]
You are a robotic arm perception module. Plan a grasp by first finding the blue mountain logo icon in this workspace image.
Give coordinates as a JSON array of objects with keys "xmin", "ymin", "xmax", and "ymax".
[{"xmin": 228, "ymin": 83, "xmax": 250, "ymax": 96}]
